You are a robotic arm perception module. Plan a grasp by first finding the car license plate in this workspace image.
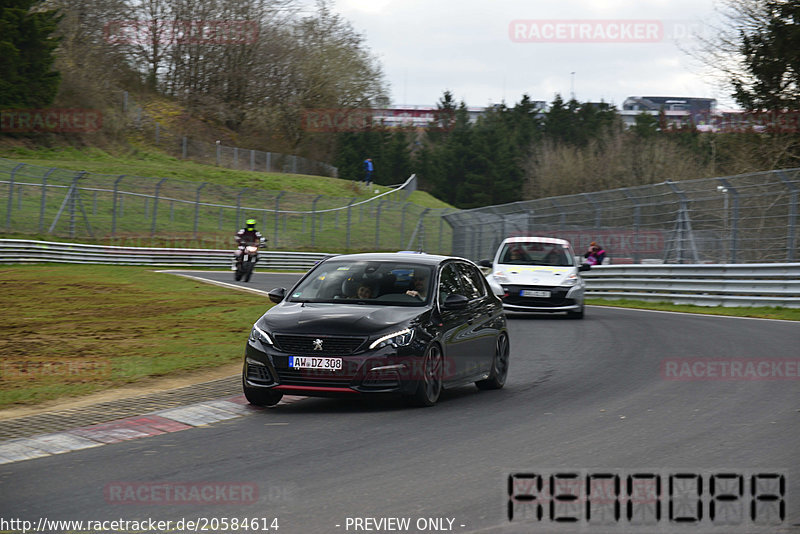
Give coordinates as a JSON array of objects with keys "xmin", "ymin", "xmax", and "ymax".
[
  {"xmin": 289, "ymin": 356, "xmax": 343, "ymax": 371},
  {"xmin": 521, "ymin": 289, "xmax": 551, "ymax": 298}
]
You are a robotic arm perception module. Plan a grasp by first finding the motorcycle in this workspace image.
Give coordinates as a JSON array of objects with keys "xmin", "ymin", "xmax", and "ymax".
[{"xmin": 234, "ymin": 241, "xmax": 261, "ymax": 283}]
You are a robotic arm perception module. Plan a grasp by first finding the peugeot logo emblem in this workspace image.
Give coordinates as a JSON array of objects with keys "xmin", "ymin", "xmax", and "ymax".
[{"xmin": 312, "ymin": 338, "xmax": 323, "ymax": 351}]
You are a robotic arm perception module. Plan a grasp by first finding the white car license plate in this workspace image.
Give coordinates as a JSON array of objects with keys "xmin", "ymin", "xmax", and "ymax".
[
  {"xmin": 521, "ymin": 289, "xmax": 551, "ymax": 298},
  {"xmin": 289, "ymin": 356, "xmax": 343, "ymax": 371}
]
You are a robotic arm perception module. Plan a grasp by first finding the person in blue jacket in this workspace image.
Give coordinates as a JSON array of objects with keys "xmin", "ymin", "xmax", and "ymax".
[{"xmin": 363, "ymin": 158, "xmax": 374, "ymax": 187}]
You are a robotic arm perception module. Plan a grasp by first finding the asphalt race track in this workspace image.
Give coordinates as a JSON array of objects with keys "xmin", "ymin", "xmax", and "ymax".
[{"xmin": 1, "ymin": 270, "xmax": 798, "ymax": 533}]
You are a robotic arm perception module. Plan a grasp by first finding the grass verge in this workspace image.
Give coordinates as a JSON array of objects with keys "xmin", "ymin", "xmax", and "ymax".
[
  {"xmin": 586, "ymin": 298, "xmax": 800, "ymax": 321},
  {"xmin": 0, "ymin": 265, "xmax": 271, "ymax": 408}
]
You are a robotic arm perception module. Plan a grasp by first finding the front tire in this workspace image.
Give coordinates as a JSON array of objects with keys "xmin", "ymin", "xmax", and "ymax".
[
  {"xmin": 243, "ymin": 262, "xmax": 254, "ymax": 283},
  {"xmin": 476, "ymin": 332, "xmax": 510, "ymax": 390},
  {"xmin": 407, "ymin": 344, "xmax": 443, "ymax": 407},
  {"xmin": 242, "ymin": 378, "xmax": 283, "ymax": 407}
]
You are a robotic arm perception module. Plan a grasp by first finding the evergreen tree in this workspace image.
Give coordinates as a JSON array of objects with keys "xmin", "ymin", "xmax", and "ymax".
[{"xmin": 0, "ymin": 0, "xmax": 61, "ymax": 108}]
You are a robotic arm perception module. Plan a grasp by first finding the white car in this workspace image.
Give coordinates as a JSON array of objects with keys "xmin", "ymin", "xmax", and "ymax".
[{"xmin": 480, "ymin": 237, "xmax": 586, "ymax": 319}]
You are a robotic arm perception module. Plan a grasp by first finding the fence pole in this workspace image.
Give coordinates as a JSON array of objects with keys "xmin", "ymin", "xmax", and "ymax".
[
  {"xmin": 38, "ymin": 168, "xmax": 56, "ymax": 234},
  {"xmin": 5, "ymin": 163, "xmax": 24, "ymax": 231},
  {"xmin": 216, "ymin": 141, "xmax": 221, "ymax": 166},
  {"xmin": 717, "ymin": 178, "xmax": 739, "ymax": 263},
  {"xmin": 155, "ymin": 124, "xmax": 160, "ymax": 145},
  {"xmin": 311, "ymin": 195, "xmax": 323, "ymax": 246},
  {"xmin": 345, "ymin": 198, "xmax": 356, "ymax": 250},
  {"xmin": 778, "ymin": 171, "xmax": 798, "ymax": 262},
  {"xmin": 266, "ymin": 152, "xmax": 271, "ymax": 172},
  {"xmin": 274, "ymin": 191, "xmax": 285, "ymax": 247},
  {"xmin": 182, "ymin": 137, "xmax": 188, "ymax": 159},
  {"xmin": 375, "ymin": 200, "xmax": 388, "ymax": 249},
  {"xmin": 111, "ymin": 175, "xmax": 126, "ymax": 238},
  {"xmin": 151, "ymin": 178, "xmax": 167, "ymax": 236},
  {"xmin": 193, "ymin": 182, "xmax": 207, "ymax": 239},
  {"xmin": 621, "ymin": 189, "xmax": 641, "ymax": 264},
  {"xmin": 236, "ymin": 188, "xmax": 248, "ymax": 230},
  {"xmin": 250, "ymin": 150, "xmax": 255, "ymax": 172},
  {"xmin": 234, "ymin": 147, "xmax": 239, "ymax": 168},
  {"xmin": 400, "ymin": 203, "xmax": 411, "ymax": 248}
]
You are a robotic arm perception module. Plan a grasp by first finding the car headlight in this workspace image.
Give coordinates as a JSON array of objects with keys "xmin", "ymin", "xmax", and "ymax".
[
  {"xmin": 493, "ymin": 272, "xmax": 511, "ymax": 284},
  {"xmin": 561, "ymin": 273, "xmax": 579, "ymax": 287},
  {"xmin": 249, "ymin": 323, "xmax": 273, "ymax": 345},
  {"xmin": 369, "ymin": 328, "xmax": 414, "ymax": 350}
]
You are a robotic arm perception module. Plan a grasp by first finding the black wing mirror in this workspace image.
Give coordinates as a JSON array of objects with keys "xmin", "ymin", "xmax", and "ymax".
[
  {"xmin": 477, "ymin": 259, "xmax": 493, "ymax": 268},
  {"xmin": 268, "ymin": 287, "xmax": 286, "ymax": 304},
  {"xmin": 442, "ymin": 293, "xmax": 469, "ymax": 310},
  {"xmin": 578, "ymin": 264, "xmax": 592, "ymax": 272}
]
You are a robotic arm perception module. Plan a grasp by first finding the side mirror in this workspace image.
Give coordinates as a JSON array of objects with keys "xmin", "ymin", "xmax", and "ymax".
[
  {"xmin": 477, "ymin": 259, "xmax": 493, "ymax": 268},
  {"xmin": 578, "ymin": 264, "xmax": 592, "ymax": 272},
  {"xmin": 268, "ymin": 287, "xmax": 286, "ymax": 304},
  {"xmin": 442, "ymin": 293, "xmax": 469, "ymax": 310}
]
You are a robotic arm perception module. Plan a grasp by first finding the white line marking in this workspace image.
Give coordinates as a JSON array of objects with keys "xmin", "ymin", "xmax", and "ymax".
[
  {"xmin": 588, "ymin": 304, "xmax": 800, "ymax": 323},
  {"xmin": 161, "ymin": 272, "xmax": 273, "ymax": 296}
]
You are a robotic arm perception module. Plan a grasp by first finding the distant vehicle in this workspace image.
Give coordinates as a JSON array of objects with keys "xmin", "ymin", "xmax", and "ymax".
[
  {"xmin": 243, "ymin": 252, "xmax": 509, "ymax": 407},
  {"xmin": 479, "ymin": 237, "xmax": 586, "ymax": 319}
]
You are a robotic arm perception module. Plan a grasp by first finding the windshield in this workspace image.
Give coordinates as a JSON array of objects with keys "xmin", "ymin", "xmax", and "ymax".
[
  {"xmin": 287, "ymin": 260, "xmax": 433, "ymax": 306},
  {"xmin": 497, "ymin": 242, "xmax": 574, "ymax": 267}
]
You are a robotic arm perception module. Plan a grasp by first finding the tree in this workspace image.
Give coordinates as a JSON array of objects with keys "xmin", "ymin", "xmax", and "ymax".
[
  {"xmin": 732, "ymin": 0, "xmax": 800, "ymax": 110},
  {"xmin": 0, "ymin": 0, "xmax": 62, "ymax": 108}
]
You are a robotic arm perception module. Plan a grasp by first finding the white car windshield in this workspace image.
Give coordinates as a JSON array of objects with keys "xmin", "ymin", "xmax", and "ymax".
[{"xmin": 498, "ymin": 243, "xmax": 574, "ymax": 267}]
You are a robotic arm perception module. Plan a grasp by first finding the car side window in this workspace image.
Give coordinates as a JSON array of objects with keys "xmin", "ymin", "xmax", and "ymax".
[
  {"xmin": 457, "ymin": 263, "xmax": 486, "ymax": 300},
  {"xmin": 437, "ymin": 264, "xmax": 464, "ymax": 303}
]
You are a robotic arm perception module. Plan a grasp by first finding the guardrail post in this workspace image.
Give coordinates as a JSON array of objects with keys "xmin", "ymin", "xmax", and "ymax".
[
  {"xmin": 151, "ymin": 178, "xmax": 167, "ymax": 236},
  {"xmin": 193, "ymin": 182, "xmax": 207, "ymax": 238},
  {"xmin": 5, "ymin": 163, "xmax": 24, "ymax": 231},
  {"xmin": 274, "ymin": 191, "xmax": 285, "ymax": 247},
  {"xmin": 111, "ymin": 175, "xmax": 126, "ymax": 237},
  {"xmin": 778, "ymin": 171, "xmax": 798, "ymax": 262},
  {"xmin": 346, "ymin": 197, "xmax": 356, "ymax": 250},
  {"xmin": 38, "ymin": 168, "xmax": 56, "ymax": 234},
  {"xmin": 717, "ymin": 178, "xmax": 739, "ymax": 263},
  {"xmin": 311, "ymin": 194, "xmax": 323, "ymax": 246}
]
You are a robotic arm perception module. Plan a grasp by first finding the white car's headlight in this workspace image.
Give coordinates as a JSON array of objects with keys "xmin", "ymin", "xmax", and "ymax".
[
  {"xmin": 560, "ymin": 273, "xmax": 579, "ymax": 287},
  {"xmin": 369, "ymin": 328, "xmax": 413, "ymax": 350},
  {"xmin": 249, "ymin": 324, "xmax": 273, "ymax": 345},
  {"xmin": 493, "ymin": 272, "xmax": 511, "ymax": 284}
]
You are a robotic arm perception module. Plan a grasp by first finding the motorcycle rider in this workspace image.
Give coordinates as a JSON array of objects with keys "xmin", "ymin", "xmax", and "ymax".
[{"xmin": 233, "ymin": 219, "xmax": 266, "ymax": 269}]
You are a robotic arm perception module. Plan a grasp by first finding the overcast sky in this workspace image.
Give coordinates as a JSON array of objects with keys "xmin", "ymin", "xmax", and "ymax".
[{"xmin": 322, "ymin": 0, "xmax": 738, "ymax": 110}]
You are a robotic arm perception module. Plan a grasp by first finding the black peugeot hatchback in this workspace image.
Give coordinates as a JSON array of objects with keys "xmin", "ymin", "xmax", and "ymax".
[{"xmin": 242, "ymin": 253, "xmax": 509, "ymax": 407}]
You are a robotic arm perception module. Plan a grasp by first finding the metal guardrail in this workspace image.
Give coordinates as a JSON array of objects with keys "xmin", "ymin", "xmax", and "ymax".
[
  {"xmin": 3, "ymin": 239, "xmax": 799, "ymax": 307},
  {"xmin": 583, "ymin": 263, "xmax": 800, "ymax": 308},
  {"xmin": 0, "ymin": 240, "xmax": 328, "ymax": 271}
]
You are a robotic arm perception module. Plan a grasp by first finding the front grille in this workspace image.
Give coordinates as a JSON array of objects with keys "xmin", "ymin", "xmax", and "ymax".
[
  {"xmin": 503, "ymin": 285, "xmax": 572, "ymax": 307},
  {"xmin": 274, "ymin": 368, "xmax": 355, "ymax": 388},
  {"xmin": 273, "ymin": 334, "xmax": 366, "ymax": 355}
]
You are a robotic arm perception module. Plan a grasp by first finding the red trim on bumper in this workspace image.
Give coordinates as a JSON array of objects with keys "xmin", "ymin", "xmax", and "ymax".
[{"xmin": 273, "ymin": 385, "xmax": 358, "ymax": 393}]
